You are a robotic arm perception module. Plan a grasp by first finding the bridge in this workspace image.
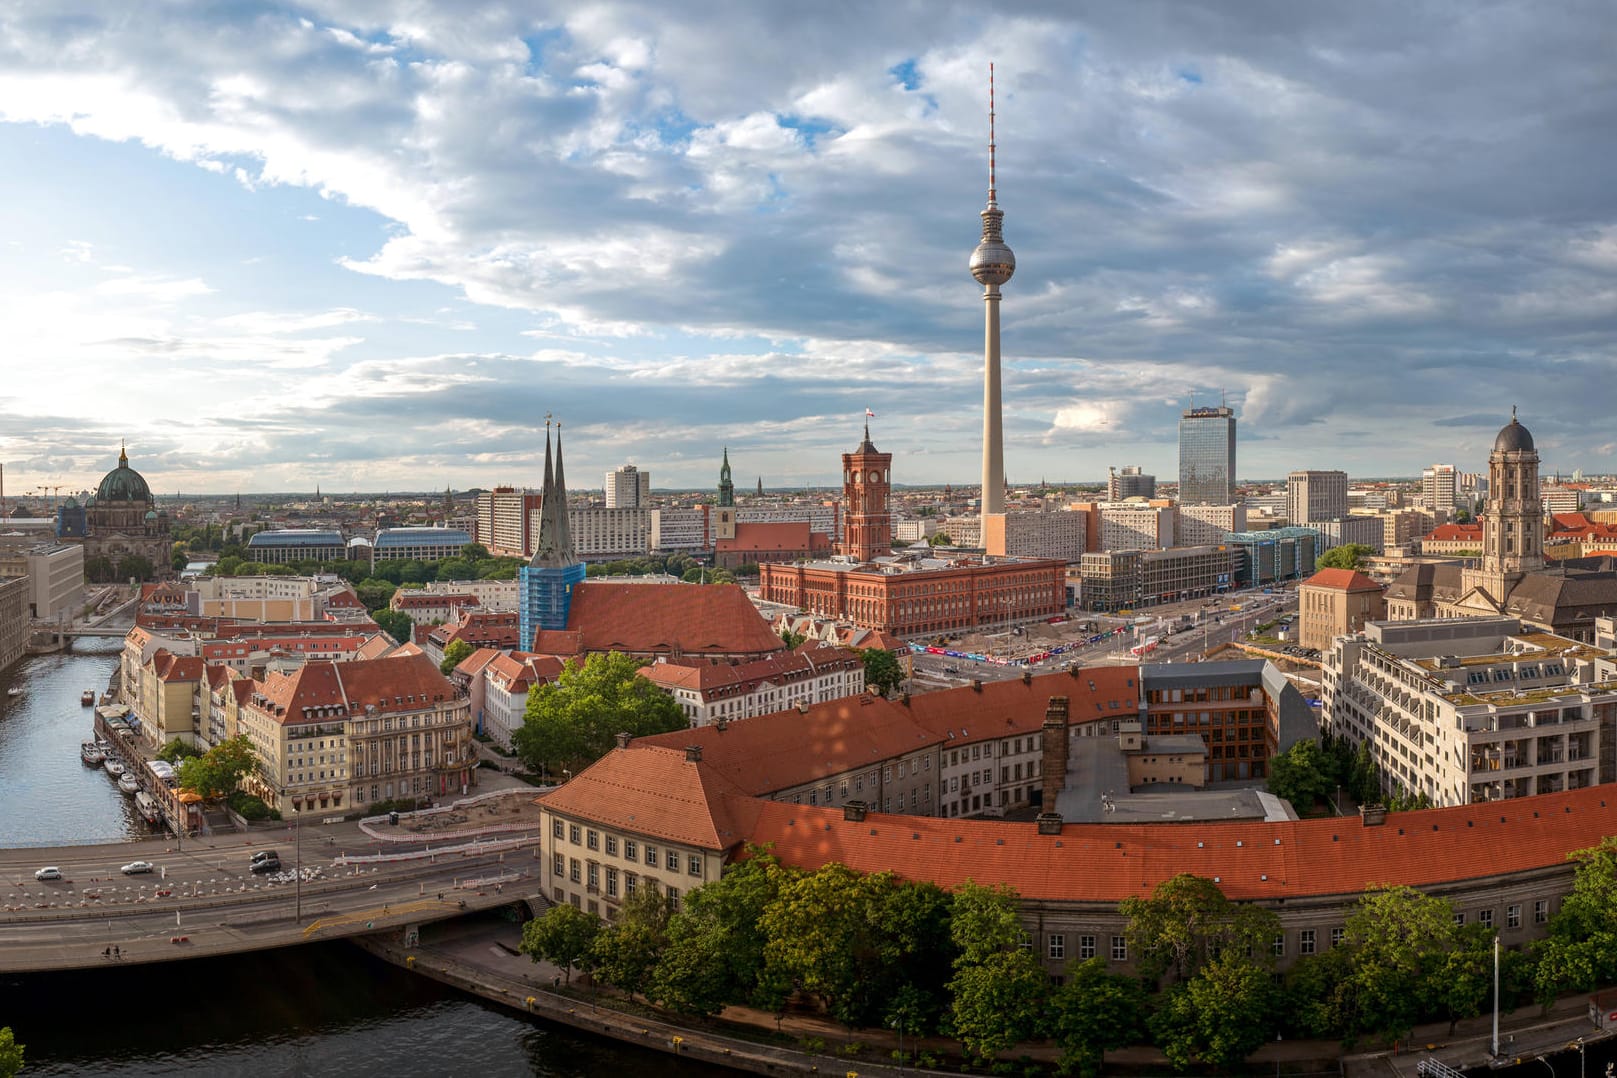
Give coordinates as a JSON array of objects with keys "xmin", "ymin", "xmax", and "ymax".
[{"xmin": 0, "ymin": 791, "xmax": 549, "ymax": 972}]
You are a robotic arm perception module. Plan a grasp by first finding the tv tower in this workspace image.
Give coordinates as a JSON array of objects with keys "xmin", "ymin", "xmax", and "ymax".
[{"xmin": 970, "ymin": 64, "xmax": 1015, "ymax": 516}]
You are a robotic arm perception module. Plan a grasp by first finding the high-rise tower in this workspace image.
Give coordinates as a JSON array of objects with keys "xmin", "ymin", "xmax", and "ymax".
[
  {"xmin": 1177, "ymin": 404, "xmax": 1237, "ymax": 506},
  {"xmin": 840, "ymin": 416, "xmax": 893, "ymax": 563},
  {"xmin": 519, "ymin": 420, "xmax": 586, "ymax": 650},
  {"xmin": 970, "ymin": 64, "xmax": 1015, "ymax": 517}
]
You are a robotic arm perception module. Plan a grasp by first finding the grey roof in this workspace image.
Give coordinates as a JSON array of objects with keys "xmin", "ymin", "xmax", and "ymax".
[
  {"xmin": 1140, "ymin": 659, "xmax": 1267, "ymax": 690},
  {"xmin": 248, "ymin": 529, "xmax": 344, "ymax": 547},
  {"xmin": 372, "ymin": 528, "xmax": 472, "ymax": 550},
  {"xmin": 1493, "ymin": 416, "xmax": 1535, "ymax": 453}
]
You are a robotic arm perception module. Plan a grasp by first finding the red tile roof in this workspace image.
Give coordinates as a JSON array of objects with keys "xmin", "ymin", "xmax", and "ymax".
[
  {"xmin": 150, "ymin": 649, "xmax": 205, "ymax": 683},
  {"xmin": 1301, "ymin": 568, "xmax": 1383, "ymax": 592},
  {"xmin": 717, "ymin": 521, "xmax": 827, "ymax": 553},
  {"xmin": 540, "ymin": 745, "xmax": 763, "ymax": 850},
  {"xmin": 1425, "ymin": 524, "xmax": 1483, "ymax": 542},
  {"xmin": 535, "ymin": 582, "xmax": 786, "ymax": 659},
  {"xmin": 745, "ymin": 788, "xmax": 1617, "ymax": 903},
  {"xmin": 638, "ymin": 643, "xmax": 860, "ymax": 694},
  {"xmin": 323, "ymin": 588, "xmax": 365, "ymax": 609},
  {"xmin": 251, "ymin": 652, "xmax": 458, "ymax": 727}
]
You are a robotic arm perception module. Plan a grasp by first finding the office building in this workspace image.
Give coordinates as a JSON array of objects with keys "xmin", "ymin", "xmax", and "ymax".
[
  {"xmin": 1106, "ymin": 466, "xmax": 1156, "ymax": 502},
  {"xmin": 1286, "ymin": 470, "xmax": 1348, "ymax": 525},
  {"xmin": 371, "ymin": 527, "xmax": 473, "ymax": 564},
  {"xmin": 1176, "ymin": 503, "xmax": 1247, "ymax": 547},
  {"xmin": 1296, "ymin": 568, "xmax": 1385, "ymax": 651},
  {"xmin": 246, "ymin": 529, "xmax": 347, "ymax": 564},
  {"xmin": 1177, "ymin": 405, "xmax": 1237, "ymax": 505},
  {"xmin": 982, "ymin": 507, "xmax": 1087, "ymax": 562},
  {"xmin": 604, "ymin": 464, "xmax": 651, "ymax": 509},
  {"xmin": 1075, "ymin": 545, "xmax": 1234, "ymax": 612},
  {"xmin": 1422, "ymin": 464, "xmax": 1458, "ymax": 515},
  {"xmin": 1226, "ymin": 527, "xmax": 1321, "ymax": 587}
]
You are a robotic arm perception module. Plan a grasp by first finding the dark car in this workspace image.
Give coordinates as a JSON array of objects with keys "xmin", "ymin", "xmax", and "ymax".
[
  {"xmin": 250, "ymin": 849, "xmax": 279, "ymax": 865},
  {"xmin": 250, "ymin": 857, "xmax": 282, "ymax": 874}
]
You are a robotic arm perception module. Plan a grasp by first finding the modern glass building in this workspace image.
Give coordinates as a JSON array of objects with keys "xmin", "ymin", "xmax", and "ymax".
[{"xmin": 1177, "ymin": 406, "xmax": 1237, "ymax": 505}]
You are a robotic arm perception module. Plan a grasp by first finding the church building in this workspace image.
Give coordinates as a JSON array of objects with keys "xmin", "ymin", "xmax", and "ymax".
[{"xmin": 58, "ymin": 446, "xmax": 172, "ymax": 580}]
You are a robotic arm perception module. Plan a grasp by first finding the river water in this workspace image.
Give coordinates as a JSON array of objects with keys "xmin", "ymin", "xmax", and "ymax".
[{"xmin": 0, "ymin": 642, "xmax": 727, "ymax": 1076}]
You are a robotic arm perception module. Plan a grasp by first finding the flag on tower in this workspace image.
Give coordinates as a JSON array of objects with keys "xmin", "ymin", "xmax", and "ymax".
[{"xmin": 865, "ymin": 408, "xmax": 876, "ymax": 418}]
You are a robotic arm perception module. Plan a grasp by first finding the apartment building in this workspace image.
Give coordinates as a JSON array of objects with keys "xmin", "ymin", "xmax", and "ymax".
[
  {"xmin": 1178, "ymin": 503, "xmax": 1247, "ymax": 547},
  {"xmin": 638, "ymin": 643, "xmax": 865, "ymax": 726},
  {"xmin": 1286, "ymin": 470, "xmax": 1348, "ymax": 525},
  {"xmin": 982, "ymin": 507, "xmax": 1087, "ymax": 562}
]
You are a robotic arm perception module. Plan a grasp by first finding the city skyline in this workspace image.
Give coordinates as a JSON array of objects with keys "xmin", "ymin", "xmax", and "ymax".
[{"xmin": 1, "ymin": 3, "xmax": 1614, "ymax": 495}]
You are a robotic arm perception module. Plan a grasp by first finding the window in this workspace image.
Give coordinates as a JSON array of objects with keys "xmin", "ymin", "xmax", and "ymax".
[
  {"xmin": 1079, "ymin": 935, "xmax": 1096, "ymax": 960},
  {"xmin": 625, "ymin": 873, "xmax": 636, "ymax": 896},
  {"xmin": 1479, "ymin": 909, "xmax": 1494, "ymax": 929},
  {"xmin": 1300, "ymin": 929, "xmax": 1315, "ymax": 956},
  {"xmin": 1110, "ymin": 936, "xmax": 1127, "ymax": 961},
  {"xmin": 552, "ymin": 819, "xmax": 564, "ymax": 839},
  {"xmin": 1331, "ymin": 927, "xmax": 1346, "ymax": 947},
  {"xmin": 688, "ymin": 855, "xmax": 701, "ymax": 876},
  {"xmin": 552, "ymin": 853, "xmax": 564, "ymax": 877},
  {"xmin": 569, "ymin": 824, "xmax": 581, "ymax": 845},
  {"xmin": 1048, "ymin": 934, "xmax": 1066, "ymax": 960},
  {"xmin": 587, "ymin": 863, "xmax": 599, "ymax": 890},
  {"xmin": 1507, "ymin": 904, "xmax": 1521, "ymax": 929},
  {"xmin": 1273, "ymin": 934, "xmax": 1285, "ymax": 958},
  {"xmin": 606, "ymin": 867, "xmax": 619, "ymax": 897},
  {"xmin": 644, "ymin": 846, "xmax": 659, "ymax": 869},
  {"xmin": 1453, "ymin": 912, "xmax": 1466, "ymax": 926},
  {"xmin": 586, "ymin": 829, "xmax": 599, "ymax": 851},
  {"xmin": 667, "ymin": 886, "xmax": 680, "ymax": 912},
  {"xmin": 624, "ymin": 840, "xmax": 638, "ymax": 862},
  {"xmin": 605, "ymin": 836, "xmax": 618, "ymax": 857},
  {"xmin": 568, "ymin": 858, "xmax": 580, "ymax": 883},
  {"xmin": 1534, "ymin": 899, "xmax": 1549, "ymax": 924}
]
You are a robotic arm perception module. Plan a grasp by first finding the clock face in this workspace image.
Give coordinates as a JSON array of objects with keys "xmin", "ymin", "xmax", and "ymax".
[{"xmin": 869, "ymin": 470, "xmax": 880, "ymax": 483}]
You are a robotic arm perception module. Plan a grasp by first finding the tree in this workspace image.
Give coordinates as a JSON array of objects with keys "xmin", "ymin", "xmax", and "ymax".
[
  {"xmin": 1047, "ymin": 957, "xmax": 1147, "ymax": 1077},
  {"xmin": 512, "ymin": 652, "xmax": 686, "ymax": 776},
  {"xmin": 354, "ymin": 578, "xmax": 397, "ymax": 611},
  {"xmin": 590, "ymin": 885, "xmax": 670, "ymax": 1000},
  {"xmin": 1120, "ymin": 873, "xmax": 1279, "ymax": 987},
  {"xmin": 439, "ymin": 639, "xmax": 474, "ymax": 675},
  {"xmin": 176, "ymin": 734, "xmax": 258, "ymax": 801},
  {"xmin": 520, "ymin": 903, "xmax": 600, "ymax": 984},
  {"xmin": 116, "ymin": 554, "xmax": 155, "ymax": 581},
  {"xmin": 0, "ymin": 1026, "xmax": 21, "ymax": 1078},
  {"xmin": 948, "ymin": 947, "xmax": 1047, "ymax": 1063},
  {"xmin": 928, "ymin": 532, "xmax": 953, "ymax": 546},
  {"xmin": 779, "ymin": 628, "xmax": 806, "ymax": 649},
  {"xmin": 1267, "ymin": 738, "xmax": 1337, "ymax": 812},
  {"xmin": 84, "ymin": 555, "xmax": 116, "ymax": 582},
  {"xmin": 157, "ymin": 738, "xmax": 204, "ymax": 763},
  {"xmin": 1281, "ymin": 949, "xmax": 1351, "ymax": 1039},
  {"xmin": 1534, "ymin": 835, "xmax": 1617, "ymax": 1004},
  {"xmin": 948, "ymin": 880, "xmax": 1026, "ymax": 965},
  {"xmin": 1317, "ymin": 544, "xmax": 1376, "ymax": 571},
  {"xmin": 371, "ymin": 609, "xmax": 414, "ymax": 645},
  {"xmin": 1150, "ymin": 951, "xmax": 1276, "ymax": 1071},
  {"xmin": 653, "ymin": 850, "xmax": 795, "ymax": 1017},
  {"xmin": 1335, "ymin": 885, "xmax": 1457, "ymax": 1042},
  {"xmin": 860, "ymin": 647, "xmax": 904, "ymax": 697}
]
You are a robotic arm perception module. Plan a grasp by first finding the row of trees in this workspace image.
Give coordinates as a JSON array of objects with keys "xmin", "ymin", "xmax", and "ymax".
[
  {"xmin": 85, "ymin": 554, "xmax": 154, "ymax": 583},
  {"xmin": 1267, "ymin": 736, "xmax": 1434, "ymax": 816},
  {"xmin": 520, "ymin": 839, "xmax": 1617, "ymax": 1072}
]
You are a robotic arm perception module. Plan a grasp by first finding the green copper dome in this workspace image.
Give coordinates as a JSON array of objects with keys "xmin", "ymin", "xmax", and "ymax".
[{"xmin": 95, "ymin": 447, "xmax": 152, "ymax": 503}]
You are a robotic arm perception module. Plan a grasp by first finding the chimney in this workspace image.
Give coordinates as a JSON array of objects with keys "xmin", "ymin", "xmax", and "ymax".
[
  {"xmin": 1360, "ymin": 804, "xmax": 1387, "ymax": 827},
  {"xmin": 715, "ymin": 718, "xmax": 728, "ymax": 732},
  {"xmin": 1041, "ymin": 696, "xmax": 1070, "ymax": 811},
  {"xmin": 1022, "ymin": 669, "xmax": 1032, "ymax": 685},
  {"xmin": 685, "ymin": 744, "xmax": 703, "ymax": 762},
  {"xmin": 901, "ymin": 691, "xmax": 910, "ymax": 706},
  {"xmin": 1035, "ymin": 812, "xmax": 1063, "ymax": 835},
  {"xmin": 614, "ymin": 731, "xmax": 632, "ymax": 749},
  {"xmin": 972, "ymin": 679, "xmax": 983, "ymax": 693},
  {"xmin": 844, "ymin": 800, "xmax": 868, "ymax": 822}
]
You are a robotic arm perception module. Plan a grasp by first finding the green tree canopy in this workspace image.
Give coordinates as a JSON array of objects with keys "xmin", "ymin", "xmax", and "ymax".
[
  {"xmin": 0, "ymin": 1026, "xmax": 22, "ymax": 1078},
  {"xmin": 1335, "ymin": 884, "xmax": 1458, "ymax": 1042},
  {"xmin": 779, "ymin": 628, "xmax": 806, "ymax": 649},
  {"xmin": 519, "ymin": 903, "xmax": 600, "ymax": 985},
  {"xmin": 1317, "ymin": 544, "xmax": 1377, "ymax": 570},
  {"xmin": 948, "ymin": 947, "xmax": 1048, "ymax": 1063},
  {"xmin": 590, "ymin": 885, "xmax": 671, "ymax": 1000},
  {"xmin": 371, "ymin": 609, "xmax": 414, "ymax": 645},
  {"xmin": 1149, "ymin": 950, "xmax": 1276, "ymax": 1071},
  {"xmin": 1534, "ymin": 835, "xmax": 1617, "ymax": 1003},
  {"xmin": 1047, "ymin": 957, "xmax": 1148, "ymax": 1076},
  {"xmin": 115, "ymin": 554, "xmax": 155, "ymax": 581},
  {"xmin": 439, "ymin": 638, "xmax": 474, "ymax": 675},
  {"xmin": 860, "ymin": 647, "xmax": 904, "ymax": 697},
  {"xmin": 157, "ymin": 738, "xmax": 204, "ymax": 763},
  {"xmin": 175, "ymin": 734, "xmax": 258, "ymax": 801},
  {"xmin": 1266, "ymin": 738, "xmax": 1338, "ymax": 812},
  {"xmin": 512, "ymin": 652, "xmax": 686, "ymax": 776},
  {"xmin": 1120, "ymin": 873, "xmax": 1280, "ymax": 986}
]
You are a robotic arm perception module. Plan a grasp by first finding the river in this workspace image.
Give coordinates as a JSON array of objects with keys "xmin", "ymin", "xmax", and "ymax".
[{"xmin": 0, "ymin": 642, "xmax": 727, "ymax": 1076}]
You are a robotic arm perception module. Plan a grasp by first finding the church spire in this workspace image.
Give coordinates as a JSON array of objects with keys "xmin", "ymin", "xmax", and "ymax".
[
  {"xmin": 530, "ymin": 418, "xmax": 579, "ymax": 568},
  {"xmin": 718, "ymin": 447, "xmax": 735, "ymax": 508}
]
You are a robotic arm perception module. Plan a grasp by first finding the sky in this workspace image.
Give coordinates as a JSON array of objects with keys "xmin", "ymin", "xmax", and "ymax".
[{"xmin": 1, "ymin": 1, "xmax": 1614, "ymax": 498}]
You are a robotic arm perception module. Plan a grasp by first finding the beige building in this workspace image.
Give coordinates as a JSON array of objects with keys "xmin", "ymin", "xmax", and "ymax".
[
  {"xmin": 136, "ymin": 649, "xmax": 206, "ymax": 748},
  {"xmin": 982, "ymin": 506, "xmax": 1087, "ymax": 562},
  {"xmin": 1297, "ymin": 568, "xmax": 1386, "ymax": 651},
  {"xmin": 1286, "ymin": 470, "xmax": 1348, "ymax": 525},
  {"xmin": 1321, "ymin": 617, "xmax": 1617, "ymax": 806},
  {"xmin": 569, "ymin": 507, "xmax": 652, "ymax": 559},
  {"xmin": 0, "ymin": 575, "xmax": 27, "ymax": 673},
  {"xmin": 23, "ymin": 543, "xmax": 85, "ymax": 621},
  {"xmin": 190, "ymin": 574, "xmax": 319, "ymax": 621},
  {"xmin": 1178, "ymin": 503, "xmax": 1247, "ymax": 547},
  {"xmin": 237, "ymin": 652, "xmax": 475, "ymax": 817},
  {"xmin": 1095, "ymin": 502, "xmax": 1176, "ymax": 552}
]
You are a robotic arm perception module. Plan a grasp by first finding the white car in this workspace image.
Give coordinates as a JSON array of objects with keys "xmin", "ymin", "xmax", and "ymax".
[
  {"xmin": 120, "ymin": 860, "xmax": 155, "ymax": 875},
  {"xmin": 34, "ymin": 866, "xmax": 62, "ymax": 881}
]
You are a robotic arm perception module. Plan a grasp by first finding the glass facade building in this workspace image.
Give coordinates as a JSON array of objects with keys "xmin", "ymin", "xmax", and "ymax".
[{"xmin": 1177, "ymin": 406, "xmax": 1237, "ymax": 505}]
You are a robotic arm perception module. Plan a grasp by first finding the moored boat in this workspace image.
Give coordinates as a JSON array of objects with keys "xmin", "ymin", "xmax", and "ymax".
[
  {"xmin": 104, "ymin": 758, "xmax": 125, "ymax": 779},
  {"xmin": 134, "ymin": 791, "xmax": 160, "ymax": 824},
  {"xmin": 81, "ymin": 690, "xmax": 96, "ymax": 706},
  {"xmin": 80, "ymin": 741, "xmax": 106, "ymax": 766},
  {"xmin": 118, "ymin": 772, "xmax": 140, "ymax": 795}
]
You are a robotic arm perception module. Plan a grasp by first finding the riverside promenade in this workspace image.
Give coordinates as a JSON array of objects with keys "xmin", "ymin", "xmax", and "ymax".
[{"xmin": 361, "ymin": 918, "xmax": 1616, "ymax": 1078}]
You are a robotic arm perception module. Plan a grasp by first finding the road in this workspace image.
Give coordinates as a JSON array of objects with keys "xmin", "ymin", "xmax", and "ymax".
[{"xmin": 0, "ymin": 799, "xmax": 548, "ymax": 972}]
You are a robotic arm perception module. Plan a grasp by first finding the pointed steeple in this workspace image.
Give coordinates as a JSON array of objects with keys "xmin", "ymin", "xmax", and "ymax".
[
  {"xmin": 118, "ymin": 440, "xmax": 128, "ymax": 468},
  {"xmin": 531, "ymin": 419, "xmax": 578, "ymax": 568},
  {"xmin": 718, "ymin": 447, "xmax": 735, "ymax": 508}
]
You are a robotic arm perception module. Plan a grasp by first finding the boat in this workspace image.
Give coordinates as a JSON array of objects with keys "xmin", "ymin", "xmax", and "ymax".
[
  {"xmin": 134, "ymin": 791, "xmax": 161, "ymax": 824},
  {"xmin": 118, "ymin": 772, "xmax": 140, "ymax": 795},
  {"xmin": 5, "ymin": 687, "xmax": 19, "ymax": 698},
  {"xmin": 103, "ymin": 759, "xmax": 125, "ymax": 779},
  {"xmin": 81, "ymin": 690, "xmax": 96, "ymax": 706},
  {"xmin": 80, "ymin": 742, "xmax": 106, "ymax": 766}
]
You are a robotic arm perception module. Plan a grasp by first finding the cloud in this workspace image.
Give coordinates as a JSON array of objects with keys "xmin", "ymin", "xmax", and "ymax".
[{"xmin": 0, "ymin": 1, "xmax": 1613, "ymax": 491}]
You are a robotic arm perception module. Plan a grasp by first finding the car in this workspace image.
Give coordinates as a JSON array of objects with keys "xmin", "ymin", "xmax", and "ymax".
[
  {"xmin": 250, "ymin": 857, "xmax": 282, "ymax": 874},
  {"xmin": 120, "ymin": 860, "xmax": 155, "ymax": 875},
  {"xmin": 34, "ymin": 867, "xmax": 62, "ymax": 882},
  {"xmin": 249, "ymin": 849, "xmax": 280, "ymax": 865}
]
